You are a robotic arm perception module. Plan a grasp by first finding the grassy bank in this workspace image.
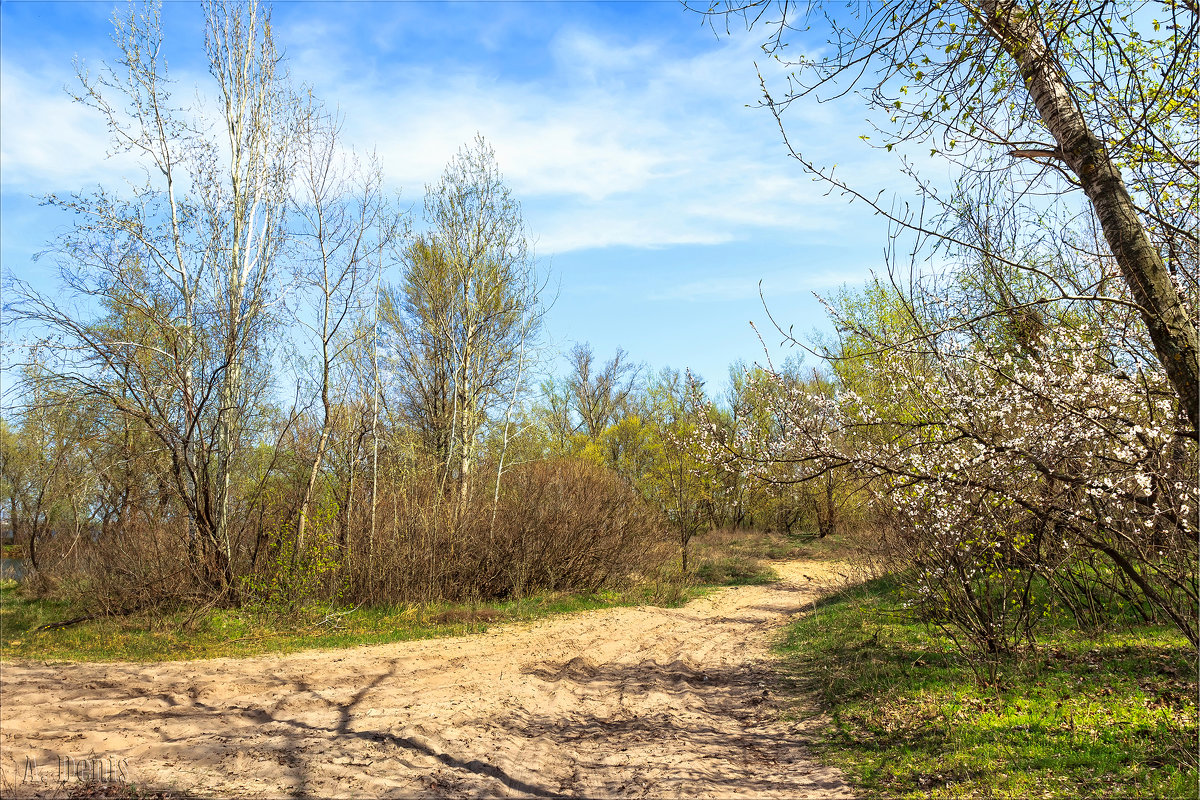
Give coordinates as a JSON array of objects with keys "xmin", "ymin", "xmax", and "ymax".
[
  {"xmin": 0, "ymin": 527, "xmax": 833, "ymax": 662},
  {"xmin": 777, "ymin": 576, "xmax": 1199, "ymax": 799},
  {"xmin": 0, "ymin": 577, "xmax": 702, "ymax": 662}
]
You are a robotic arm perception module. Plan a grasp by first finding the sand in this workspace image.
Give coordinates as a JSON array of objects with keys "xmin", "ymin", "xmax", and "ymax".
[{"xmin": 1, "ymin": 560, "xmax": 856, "ymax": 799}]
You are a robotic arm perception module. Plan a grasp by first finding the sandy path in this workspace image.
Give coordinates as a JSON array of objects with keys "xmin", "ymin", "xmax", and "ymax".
[{"xmin": 1, "ymin": 560, "xmax": 855, "ymax": 799}]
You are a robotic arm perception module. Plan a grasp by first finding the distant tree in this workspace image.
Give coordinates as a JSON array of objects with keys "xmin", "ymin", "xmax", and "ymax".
[
  {"xmin": 382, "ymin": 136, "xmax": 543, "ymax": 506},
  {"xmin": 535, "ymin": 343, "xmax": 644, "ymax": 473},
  {"xmin": 701, "ymin": 360, "xmax": 860, "ymax": 537},
  {"xmin": 643, "ymin": 369, "xmax": 715, "ymax": 571},
  {"xmin": 0, "ymin": 399, "xmax": 95, "ymax": 576},
  {"xmin": 568, "ymin": 343, "xmax": 642, "ymax": 440},
  {"xmin": 536, "ymin": 374, "xmax": 579, "ymax": 455},
  {"xmin": 383, "ymin": 236, "xmax": 456, "ymax": 463}
]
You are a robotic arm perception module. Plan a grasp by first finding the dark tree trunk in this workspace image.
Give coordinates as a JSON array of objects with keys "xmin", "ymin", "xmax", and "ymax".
[{"xmin": 978, "ymin": 0, "xmax": 1200, "ymax": 433}]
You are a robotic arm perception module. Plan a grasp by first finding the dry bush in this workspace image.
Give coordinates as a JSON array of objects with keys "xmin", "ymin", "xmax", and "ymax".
[
  {"xmin": 483, "ymin": 457, "xmax": 672, "ymax": 597},
  {"xmin": 27, "ymin": 512, "xmax": 229, "ymax": 617},
  {"xmin": 326, "ymin": 456, "xmax": 671, "ymax": 606},
  {"xmin": 23, "ymin": 452, "xmax": 673, "ymax": 615}
]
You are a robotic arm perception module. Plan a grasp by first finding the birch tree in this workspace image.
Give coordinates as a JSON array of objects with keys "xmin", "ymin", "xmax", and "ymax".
[
  {"xmin": 290, "ymin": 112, "xmax": 399, "ymax": 557},
  {"xmin": 697, "ymin": 0, "xmax": 1199, "ymax": 432},
  {"xmin": 6, "ymin": 0, "xmax": 303, "ymax": 599},
  {"xmin": 382, "ymin": 136, "xmax": 542, "ymax": 506}
]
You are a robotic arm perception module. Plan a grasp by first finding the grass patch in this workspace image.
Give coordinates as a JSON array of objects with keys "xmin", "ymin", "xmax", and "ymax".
[
  {"xmin": 689, "ymin": 528, "xmax": 799, "ymax": 586},
  {"xmin": 692, "ymin": 526, "xmax": 871, "ymax": 563},
  {"xmin": 688, "ymin": 526, "xmax": 870, "ymax": 586},
  {"xmin": 776, "ymin": 576, "xmax": 1199, "ymax": 799},
  {"xmin": 692, "ymin": 527, "xmax": 813, "ymax": 563},
  {"xmin": 694, "ymin": 555, "xmax": 778, "ymax": 586},
  {"xmin": 0, "ymin": 578, "xmax": 701, "ymax": 663}
]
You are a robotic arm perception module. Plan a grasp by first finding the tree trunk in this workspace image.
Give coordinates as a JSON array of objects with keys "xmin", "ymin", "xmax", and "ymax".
[
  {"xmin": 297, "ymin": 336, "xmax": 334, "ymax": 563},
  {"xmin": 295, "ymin": 423, "xmax": 331, "ymax": 561},
  {"xmin": 818, "ymin": 473, "xmax": 837, "ymax": 538},
  {"xmin": 977, "ymin": 0, "xmax": 1200, "ymax": 432}
]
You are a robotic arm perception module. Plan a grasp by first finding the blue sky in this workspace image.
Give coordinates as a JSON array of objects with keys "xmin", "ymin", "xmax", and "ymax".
[{"xmin": 1, "ymin": 0, "xmax": 912, "ymax": 394}]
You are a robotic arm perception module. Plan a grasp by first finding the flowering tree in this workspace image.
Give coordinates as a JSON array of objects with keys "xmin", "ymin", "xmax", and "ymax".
[
  {"xmin": 688, "ymin": 0, "xmax": 1197, "ymax": 658},
  {"xmin": 701, "ymin": 260, "xmax": 1197, "ymax": 655},
  {"xmin": 695, "ymin": 0, "xmax": 1198, "ymax": 431}
]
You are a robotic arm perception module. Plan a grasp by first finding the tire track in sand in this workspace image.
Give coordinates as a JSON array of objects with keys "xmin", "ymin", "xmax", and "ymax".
[{"xmin": 1, "ymin": 560, "xmax": 856, "ymax": 799}]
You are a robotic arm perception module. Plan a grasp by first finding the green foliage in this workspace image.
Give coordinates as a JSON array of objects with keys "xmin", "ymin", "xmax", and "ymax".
[
  {"xmin": 243, "ymin": 496, "xmax": 343, "ymax": 612},
  {"xmin": 0, "ymin": 405, "xmax": 99, "ymax": 571},
  {"xmin": 639, "ymin": 368, "xmax": 718, "ymax": 532},
  {"xmin": 0, "ymin": 573, "xmax": 699, "ymax": 663},
  {"xmin": 821, "ymin": 277, "xmax": 933, "ymax": 427},
  {"xmin": 690, "ymin": 526, "xmax": 808, "ymax": 561},
  {"xmin": 532, "ymin": 358, "xmax": 761, "ymax": 554},
  {"xmin": 685, "ymin": 527, "xmax": 856, "ymax": 586},
  {"xmin": 694, "ymin": 556, "xmax": 777, "ymax": 586},
  {"xmin": 777, "ymin": 578, "xmax": 1199, "ymax": 799}
]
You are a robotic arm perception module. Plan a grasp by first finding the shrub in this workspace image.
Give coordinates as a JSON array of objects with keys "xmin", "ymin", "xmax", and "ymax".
[{"xmin": 484, "ymin": 457, "xmax": 672, "ymax": 597}]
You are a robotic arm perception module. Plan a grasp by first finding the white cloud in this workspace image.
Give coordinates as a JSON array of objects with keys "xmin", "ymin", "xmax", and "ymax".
[
  {"xmin": 0, "ymin": 58, "xmax": 228, "ymax": 198},
  {"xmin": 2, "ymin": 10, "xmax": 904, "ymax": 259},
  {"xmin": 651, "ymin": 263, "xmax": 876, "ymax": 302},
  {"xmin": 0, "ymin": 63, "xmax": 140, "ymax": 193},
  {"xmin": 280, "ymin": 19, "xmax": 893, "ymax": 256}
]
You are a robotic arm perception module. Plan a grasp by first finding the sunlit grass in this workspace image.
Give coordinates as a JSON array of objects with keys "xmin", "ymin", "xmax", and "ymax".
[
  {"xmin": 777, "ymin": 576, "xmax": 1199, "ymax": 799},
  {"xmin": 687, "ymin": 526, "xmax": 866, "ymax": 586},
  {"xmin": 0, "ymin": 578, "xmax": 701, "ymax": 663}
]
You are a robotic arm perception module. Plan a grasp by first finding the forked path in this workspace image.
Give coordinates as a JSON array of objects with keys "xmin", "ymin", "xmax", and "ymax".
[{"xmin": 1, "ymin": 561, "xmax": 856, "ymax": 799}]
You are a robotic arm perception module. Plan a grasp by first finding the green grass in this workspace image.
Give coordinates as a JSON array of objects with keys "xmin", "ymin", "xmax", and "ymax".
[
  {"xmin": 687, "ymin": 526, "xmax": 867, "ymax": 587},
  {"xmin": 0, "ymin": 528, "xmax": 810, "ymax": 662},
  {"xmin": 776, "ymin": 576, "xmax": 1199, "ymax": 799},
  {"xmin": 693, "ymin": 555, "xmax": 778, "ymax": 586},
  {"xmin": 0, "ymin": 578, "xmax": 701, "ymax": 663},
  {"xmin": 692, "ymin": 527, "xmax": 827, "ymax": 563}
]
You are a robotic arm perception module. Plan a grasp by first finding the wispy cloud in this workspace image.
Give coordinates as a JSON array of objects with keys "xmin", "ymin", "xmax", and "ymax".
[
  {"xmin": 651, "ymin": 263, "xmax": 877, "ymax": 302},
  {"xmin": 1, "ymin": 5, "xmax": 901, "ymax": 259},
  {"xmin": 0, "ymin": 63, "xmax": 140, "ymax": 194},
  {"xmin": 276, "ymin": 11, "xmax": 895, "ymax": 255}
]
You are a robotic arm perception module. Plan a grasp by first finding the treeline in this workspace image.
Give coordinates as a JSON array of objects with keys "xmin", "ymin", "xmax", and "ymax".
[
  {"xmin": 0, "ymin": 339, "xmax": 850, "ymax": 611},
  {"xmin": 0, "ymin": 1, "xmax": 848, "ymax": 615}
]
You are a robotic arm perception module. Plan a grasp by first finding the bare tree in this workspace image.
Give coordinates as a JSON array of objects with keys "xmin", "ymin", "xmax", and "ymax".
[
  {"xmin": 382, "ymin": 135, "xmax": 543, "ymax": 506},
  {"xmin": 568, "ymin": 343, "xmax": 642, "ymax": 440},
  {"xmin": 289, "ymin": 112, "xmax": 400, "ymax": 557},
  {"xmin": 5, "ymin": 0, "xmax": 304, "ymax": 599}
]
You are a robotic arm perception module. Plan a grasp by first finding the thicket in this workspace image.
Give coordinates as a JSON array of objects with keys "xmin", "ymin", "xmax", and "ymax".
[{"xmin": 0, "ymin": 349, "xmax": 839, "ymax": 616}]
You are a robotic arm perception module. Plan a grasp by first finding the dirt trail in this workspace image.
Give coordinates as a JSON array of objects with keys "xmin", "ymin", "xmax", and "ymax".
[{"xmin": 1, "ymin": 560, "xmax": 856, "ymax": 799}]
